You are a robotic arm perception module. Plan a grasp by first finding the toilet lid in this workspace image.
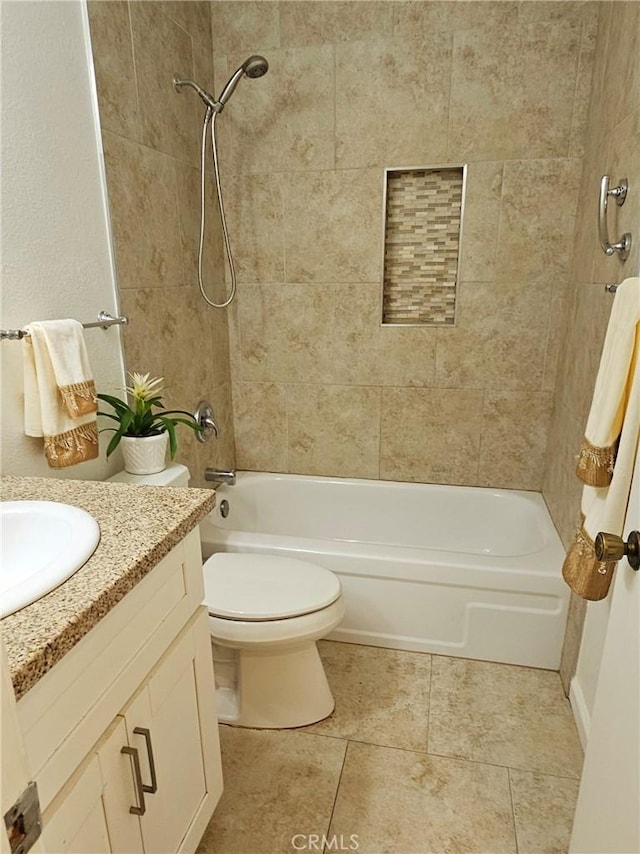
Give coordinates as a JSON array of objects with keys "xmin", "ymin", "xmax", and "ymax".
[{"xmin": 203, "ymin": 553, "xmax": 342, "ymax": 621}]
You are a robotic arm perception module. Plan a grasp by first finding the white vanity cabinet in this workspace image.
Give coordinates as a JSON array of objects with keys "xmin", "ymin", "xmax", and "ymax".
[{"xmin": 16, "ymin": 528, "xmax": 222, "ymax": 854}]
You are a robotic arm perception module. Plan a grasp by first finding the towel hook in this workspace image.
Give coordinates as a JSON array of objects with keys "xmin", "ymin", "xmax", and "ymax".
[{"xmin": 598, "ymin": 175, "xmax": 632, "ymax": 260}]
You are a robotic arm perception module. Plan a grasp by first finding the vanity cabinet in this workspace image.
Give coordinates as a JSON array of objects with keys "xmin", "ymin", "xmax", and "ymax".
[{"xmin": 16, "ymin": 528, "xmax": 222, "ymax": 854}]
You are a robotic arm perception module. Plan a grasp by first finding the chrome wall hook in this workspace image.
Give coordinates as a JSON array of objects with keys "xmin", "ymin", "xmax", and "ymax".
[{"xmin": 598, "ymin": 175, "xmax": 632, "ymax": 260}]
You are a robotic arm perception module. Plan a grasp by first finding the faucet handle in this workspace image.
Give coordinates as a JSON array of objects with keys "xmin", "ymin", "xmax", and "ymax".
[{"xmin": 194, "ymin": 400, "xmax": 219, "ymax": 443}]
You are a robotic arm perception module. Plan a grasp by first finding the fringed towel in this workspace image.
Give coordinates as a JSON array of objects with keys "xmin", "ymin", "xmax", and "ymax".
[
  {"xmin": 23, "ymin": 319, "xmax": 99, "ymax": 468},
  {"xmin": 563, "ymin": 277, "xmax": 640, "ymax": 600}
]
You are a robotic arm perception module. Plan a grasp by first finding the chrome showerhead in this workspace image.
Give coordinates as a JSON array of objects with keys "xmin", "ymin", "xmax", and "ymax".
[{"xmin": 216, "ymin": 55, "xmax": 269, "ymax": 109}]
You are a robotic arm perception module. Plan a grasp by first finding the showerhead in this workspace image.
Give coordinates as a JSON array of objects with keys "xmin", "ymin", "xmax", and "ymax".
[{"xmin": 217, "ymin": 55, "xmax": 269, "ymax": 109}]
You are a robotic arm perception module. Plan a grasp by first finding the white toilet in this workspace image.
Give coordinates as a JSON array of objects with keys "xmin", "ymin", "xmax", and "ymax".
[{"xmin": 108, "ymin": 463, "xmax": 345, "ymax": 729}]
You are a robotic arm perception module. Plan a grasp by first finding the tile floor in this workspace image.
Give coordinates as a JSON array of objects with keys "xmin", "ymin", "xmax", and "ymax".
[{"xmin": 197, "ymin": 642, "xmax": 583, "ymax": 854}]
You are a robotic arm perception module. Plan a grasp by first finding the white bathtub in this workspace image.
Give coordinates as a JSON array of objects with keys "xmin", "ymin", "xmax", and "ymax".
[{"xmin": 199, "ymin": 472, "xmax": 569, "ymax": 669}]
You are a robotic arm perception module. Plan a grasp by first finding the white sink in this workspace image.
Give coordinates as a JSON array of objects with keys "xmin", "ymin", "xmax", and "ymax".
[{"xmin": 0, "ymin": 501, "xmax": 100, "ymax": 618}]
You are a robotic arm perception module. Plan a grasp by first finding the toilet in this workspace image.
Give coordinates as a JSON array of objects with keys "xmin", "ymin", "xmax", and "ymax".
[{"xmin": 108, "ymin": 463, "xmax": 345, "ymax": 729}]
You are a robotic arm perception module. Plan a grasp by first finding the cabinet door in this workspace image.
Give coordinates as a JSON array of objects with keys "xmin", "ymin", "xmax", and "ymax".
[
  {"xmin": 96, "ymin": 718, "xmax": 145, "ymax": 854},
  {"xmin": 123, "ymin": 629, "xmax": 207, "ymax": 854},
  {"xmin": 42, "ymin": 755, "xmax": 110, "ymax": 854}
]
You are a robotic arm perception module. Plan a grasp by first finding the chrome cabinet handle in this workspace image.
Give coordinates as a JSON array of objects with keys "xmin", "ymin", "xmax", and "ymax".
[
  {"xmin": 598, "ymin": 175, "xmax": 631, "ymax": 260},
  {"xmin": 121, "ymin": 746, "xmax": 146, "ymax": 816},
  {"xmin": 133, "ymin": 727, "xmax": 158, "ymax": 794},
  {"xmin": 595, "ymin": 530, "xmax": 640, "ymax": 571}
]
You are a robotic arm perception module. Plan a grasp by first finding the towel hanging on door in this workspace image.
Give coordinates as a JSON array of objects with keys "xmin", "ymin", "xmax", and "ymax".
[{"xmin": 563, "ymin": 277, "xmax": 640, "ymax": 600}]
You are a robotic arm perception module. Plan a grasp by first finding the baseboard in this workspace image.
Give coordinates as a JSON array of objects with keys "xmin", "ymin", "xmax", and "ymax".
[{"xmin": 570, "ymin": 675, "xmax": 591, "ymax": 750}]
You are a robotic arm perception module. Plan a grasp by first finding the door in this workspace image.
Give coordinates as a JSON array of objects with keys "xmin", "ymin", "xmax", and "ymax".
[
  {"xmin": 570, "ymin": 449, "xmax": 640, "ymax": 852},
  {"xmin": 122, "ymin": 629, "xmax": 207, "ymax": 854}
]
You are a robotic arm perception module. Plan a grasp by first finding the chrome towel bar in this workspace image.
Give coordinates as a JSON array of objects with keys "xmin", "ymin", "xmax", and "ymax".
[
  {"xmin": 598, "ymin": 175, "xmax": 632, "ymax": 261},
  {"xmin": 0, "ymin": 311, "xmax": 129, "ymax": 341}
]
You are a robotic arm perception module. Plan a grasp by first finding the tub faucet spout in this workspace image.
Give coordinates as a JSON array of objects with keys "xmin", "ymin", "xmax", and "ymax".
[{"xmin": 205, "ymin": 468, "xmax": 236, "ymax": 486}]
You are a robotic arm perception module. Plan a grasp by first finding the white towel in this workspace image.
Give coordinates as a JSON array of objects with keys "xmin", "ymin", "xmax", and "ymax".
[
  {"xmin": 563, "ymin": 277, "xmax": 640, "ymax": 600},
  {"xmin": 23, "ymin": 319, "xmax": 99, "ymax": 468}
]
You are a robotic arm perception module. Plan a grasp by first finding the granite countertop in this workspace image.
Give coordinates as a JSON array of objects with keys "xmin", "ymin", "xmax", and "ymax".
[{"xmin": 1, "ymin": 476, "xmax": 216, "ymax": 701}]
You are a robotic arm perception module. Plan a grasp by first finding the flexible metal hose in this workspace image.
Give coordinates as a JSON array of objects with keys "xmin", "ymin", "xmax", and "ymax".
[{"xmin": 197, "ymin": 107, "xmax": 236, "ymax": 308}]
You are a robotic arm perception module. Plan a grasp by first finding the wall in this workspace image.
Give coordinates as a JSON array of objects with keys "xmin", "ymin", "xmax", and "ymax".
[
  {"xmin": 542, "ymin": 1, "xmax": 640, "ymax": 695},
  {"xmin": 86, "ymin": 0, "xmax": 235, "ymax": 488},
  {"xmin": 0, "ymin": 0, "xmax": 126, "ymax": 480},
  {"xmin": 210, "ymin": 0, "xmax": 597, "ymax": 486}
]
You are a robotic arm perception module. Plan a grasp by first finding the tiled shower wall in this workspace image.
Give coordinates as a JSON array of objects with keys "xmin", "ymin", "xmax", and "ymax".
[
  {"xmin": 215, "ymin": 0, "xmax": 597, "ymax": 487},
  {"xmin": 87, "ymin": 1, "xmax": 236, "ymax": 488},
  {"xmin": 541, "ymin": 1, "xmax": 640, "ymax": 690}
]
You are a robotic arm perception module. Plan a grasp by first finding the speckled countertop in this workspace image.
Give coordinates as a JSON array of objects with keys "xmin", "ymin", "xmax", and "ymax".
[{"xmin": 1, "ymin": 477, "xmax": 216, "ymax": 701}]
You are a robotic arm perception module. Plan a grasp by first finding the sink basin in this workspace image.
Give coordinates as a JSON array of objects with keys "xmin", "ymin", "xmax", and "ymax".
[{"xmin": 0, "ymin": 501, "xmax": 100, "ymax": 618}]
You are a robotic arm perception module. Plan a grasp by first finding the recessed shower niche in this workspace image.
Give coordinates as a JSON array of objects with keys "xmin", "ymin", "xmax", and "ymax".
[{"xmin": 381, "ymin": 165, "xmax": 467, "ymax": 326}]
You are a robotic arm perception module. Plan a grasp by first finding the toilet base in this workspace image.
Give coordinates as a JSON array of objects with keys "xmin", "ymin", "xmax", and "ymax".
[{"xmin": 213, "ymin": 640, "xmax": 335, "ymax": 729}]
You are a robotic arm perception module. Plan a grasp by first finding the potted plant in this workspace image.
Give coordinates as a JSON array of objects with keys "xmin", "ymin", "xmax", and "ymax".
[{"xmin": 97, "ymin": 372, "xmax": 201, "ymax": 475}]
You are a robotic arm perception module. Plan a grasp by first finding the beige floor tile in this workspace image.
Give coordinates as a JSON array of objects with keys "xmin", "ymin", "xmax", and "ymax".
[
  {"xmin": 197, "ymin": 726, "xmax": 346, "ymax": 854},
  {"xmin": 428, "ymin": 657, "xmax": 584, "ymax": 778},
  {"xmin": 510, "ymin": 769, "xmax": 580, "ymax": 854},
  {"xmin": 329, "ymin": 741, "xmax": 517, "ymax": 854},
  {"xmin": 302, "ymin": 641, "xmax": 430, "ymax": 752}
]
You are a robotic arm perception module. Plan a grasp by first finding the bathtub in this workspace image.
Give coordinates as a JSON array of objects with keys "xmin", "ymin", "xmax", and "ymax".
[{"xmin": 199, "ymin": 472, "xmax": 569, "ymax": 670}]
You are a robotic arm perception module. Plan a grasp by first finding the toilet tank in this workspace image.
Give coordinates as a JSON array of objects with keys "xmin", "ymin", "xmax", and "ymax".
[{"xmin": 107, "ymin": 462, "xmax": 190, "ymax": 487}]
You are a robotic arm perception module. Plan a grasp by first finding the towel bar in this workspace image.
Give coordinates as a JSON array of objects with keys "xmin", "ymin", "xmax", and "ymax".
[{"xmin": 0, "ymin": 311, "xmax": 129, "ymax": 341}]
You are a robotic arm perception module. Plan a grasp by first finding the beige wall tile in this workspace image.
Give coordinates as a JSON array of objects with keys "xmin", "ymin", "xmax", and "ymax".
[
  {"xmin": 280, "ymin": 2, "xmax": 393, "ymax": 47},
  {"xmin": 542, "ymin": 402, "xmax": 585, "ymax": 550},
  {"xmin": 233, "ymin": 381, "xmax": 288, "ymax": 472},
  {"xmin": 154, "ymin": 286, "xmax": 217, "ymax": 405},
  {"xmin": 209, "ymin": 1, "xmax": 280, "ymax": 55},
  {"xmin": 307, "ymin": 641, "xmax": 431, "ymax": 752},
  {"xmin": 394, "ymin": 1, "xmax": 517, "ymax": 36},
  {"xmin": 329, "ymin": 742, "xmax": 516, "ymax": 854},
  {"xmin": 335, "ymin": 35, "xmax": 450, "ymax": 169},
  {"xmin": 569, "ymin": 9, "xmax": 600, "ymax": 158},
  {"xmin": 600, "ymin": 1, "xmax": 640, "ymax": 130},
  {"xmin": 380, "ymin": 387, "xmax": 484, "ymax": 485},
  {"xmin": 225, "ymin": 45, "xmax": 334, "ymax": 174},
  {"xmin": 197, "ymin": 727, "xmax": 346, "ymax": 854},
  {"xmin": 159, "ymin": 1, "xmax": 211, "ymax": 49},
  {"xmin": 87, "ymin": 1, "xmax": 139, "ymax": 141},
  {"xmin": 458, "ymin": 161, "xmax": 504, "ymax": 283},
  {"xmin": 510, "ymin": 769, "xmax": 580, "ymax": 854},
  {"xmin": 223, "ymin": 174, "xmax": 284, "ymax": 283},
  {"xmin": 283, "ymin": 169, "xmax": 382, "ymax": 283},
  {"xmin": 130, "ymin": 2, "xmax": 197, "ymax": 165},
  {"xmin": 236, "ymin": 284, "xmax": 335, "ymax": 384},
  {"xmin": 332, "ymin": 284, "xmax": 437, "ymax": 387},
  {"xmin": 517, "ymin": 1, "xmax": 598, "ymax": 26},
  {"xmin": 118, "ymin": 288, "xmax": 164, "ymax": 380},
  {"xmin": 478, "ymin": 392, "xmax": 555, "ymax": 491},
  {"xmin": 102, "ymin": 131, "xmax": 185, "ymax": 291},
  {"xmin": 559, "ymin": 593, "xmax": 588, "ymax": 695},
  {"xmin": 448, "ymin": 21, "xmax": 582, "ymax": 161},
  {"xmin": 174, "ymin": 161, "xmax": 227, "ymax": 303},
  {"xmin": 434, "ymin": 282, "xmax": 551, "ymax": 391},
  {"xmin": 428, "ymin": 656, "xmax": 583, "ymax": 777},
  {"xmin": 496, "ymin": 159, "xmax": 582, "ymax": 285},
  {"xmin": 286, "ymin": 384, "xmax": 381, "ymax": 479},
  {"xmin": 543, "ymin": 280, "xmax": 572, "ymax": 393}
]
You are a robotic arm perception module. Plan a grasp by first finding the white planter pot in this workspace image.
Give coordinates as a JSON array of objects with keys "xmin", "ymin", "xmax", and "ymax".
[{"xmin": 120, "ymin": 433, "xmax": 168, "ymax": 475}]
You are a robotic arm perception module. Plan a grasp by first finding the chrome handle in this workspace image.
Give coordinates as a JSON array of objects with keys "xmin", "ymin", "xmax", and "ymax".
[
  {"xmin": 598, "ymin": 175, "xmax": 632, "ymax": 260},
  {"xmin": 594, "ymin": 530, "xmax": 640, "ymax": 570},
  {"xmin": 121, "ymin": 746, "xmax": 146, "ymax": 815},
  {"xmin": 133, "ymin": 727, "xmax": 158, "ymax": 794},
  {"xmin": 194, "ymin": 400, "xmax": 219, "ymax": 443}
]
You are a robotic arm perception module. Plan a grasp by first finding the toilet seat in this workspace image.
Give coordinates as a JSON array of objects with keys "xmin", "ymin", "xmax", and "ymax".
[{"xmin": 204, "ymin": 553, "xmax": 341, "ymax": 621}]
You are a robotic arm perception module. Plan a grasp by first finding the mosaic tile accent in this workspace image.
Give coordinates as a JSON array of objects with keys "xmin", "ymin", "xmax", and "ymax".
[{"xmin": 382, "ymin": 167, "xmax": 464, "ymax": 325}]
